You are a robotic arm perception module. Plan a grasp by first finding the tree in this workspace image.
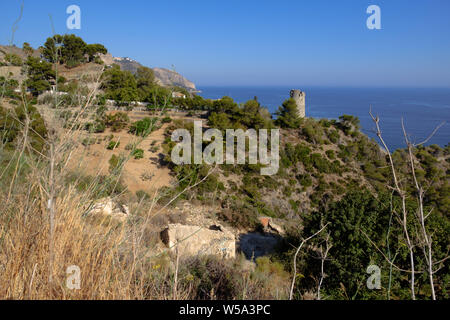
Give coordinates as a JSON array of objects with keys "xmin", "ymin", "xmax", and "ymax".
[
  {"xmin": 22, "ymin": 42, "xmax": 33, "ymax": 56},
  {"xmin": 212, "ymin": 96, "xmax": 238, "ymax": 113},
  {"xmin": 135, "ymin": 66, "xmax": 155, "ymax": 101},
  {"xmin": 41, "ymin": 34, "xmax": 107, "ymax": 67},
  {"xmin": 101, "ymin": 65, "xmax": 138, "ymax": 102},
  {"xmin": 4, "ymin": 53, "xmax": 22, "ymax": 66},
  {"xmin": 61, "ymin": 34, "xmax": 87, "ymax": 67},
  {"xmin": 275, "ymin": 98, "xmax": 301, "ymax": 128},
  {"xmin": 86, "ymin": 43, "xmax": 107, "ymax": 62},
  {"xmin": 42, "ymin": 35, "xmax": 64, "ymax": 63},
  {"xmin": 298, "ymin": 191, "xmax": 391, "ymax": 299},
  {"xmin": 25, "ymin": 56, "xmax": 56, "ymax": 96}
]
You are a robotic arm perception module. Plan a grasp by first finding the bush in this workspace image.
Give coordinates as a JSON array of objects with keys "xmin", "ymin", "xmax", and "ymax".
[
  {"xmin": 108, "ymin": 154, "xmax": 125, "ymax": 173},
  {"xmin": 4, "ymin": 53, "xmax": 23, "ymax": 66},
  {"xmin": 131, "ymin": 148, "xmax": 144, "ymax": 159},
  {"xmin": 85, "ymin": 119, "xmax": 106, "ymax": 133},
  {"xmin": 104, "ymin": 112, "xmax": 129, "ymax": 132},
  {"xmin": 161, "ymin": 116, "xmax": 172, "ymax": 124},
  {"xmin": 297, "ymin": 174, "xmax": 313, "ymax": 187},
  {"xmin": 325, "ymin": 150, "xmax": 335, "ymax": 160},
  {"xmin": 107, "ymin": 141, "xmax": 120, "ymax": 150},
  {"xmin": 129, "ymin": 117, "xmax": 158, "ymax": 136},
  {"xmin": 82, "ymin": 137, "xmax": 96, "ymax": 147}
]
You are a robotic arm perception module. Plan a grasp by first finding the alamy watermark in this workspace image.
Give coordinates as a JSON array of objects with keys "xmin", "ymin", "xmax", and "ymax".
[
  {"xmin": 66, "ymin": 265, "xmax": 81, "ymax": 290},
  {"xmin": 66, "ymin": 5, "xmax": 81, "ymax": 30},
  {"xmin": 171, "ymin": 121, "xmax": 280, "ymax": 175},
  {"xmin": 366, "ymin": 264, "xmax": 381, "ymax": 289},
  {"xmin": 366, "ymin": 5, "xmax": 381, "ymax": 30}
]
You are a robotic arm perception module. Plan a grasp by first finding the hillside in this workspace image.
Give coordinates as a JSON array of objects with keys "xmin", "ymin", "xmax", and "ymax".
[
  {"xmin": 99, "ymin": 53, "xmax": 197, "ymax": 92},
  {"xmin": 0, "ymin": 44, "xmax": 197, "ymax": 93},
  {"xmin": 0, "ymin": 35, "xmax": 448, "ymax": 301}
]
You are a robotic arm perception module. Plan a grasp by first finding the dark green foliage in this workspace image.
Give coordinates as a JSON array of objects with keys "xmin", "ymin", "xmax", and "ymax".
[
  {"xmin": 338, "ymin": 114, "xmax": 360, "ymax": 135},
  {"xmin": 84, "ymin": 119, "xmax": 106, "ymax": 133},
  {"xmin": 86, "ymin": 43, "xmax": 107, "ymax": 62},
  {"xmin": 104, "ymin": 112, "xmax": 129, "ymax": 132},
  {"xmin": 0, "ymin": 103, "xmax": 48, "ymax": 152},
  {"xmin": 129, "ymin": 117, "xmax": 158, "ymax": 136},
  {"xmin": 295, "ymin": 191, "xmax": 392, "ymax": 299},
  {"xmin": 326, "ymin": 149, "xmax": 335, "ymax": 160},
  {"xmin": 131, "ymin": 148, "xmax": 144, "ymax": 159},
  {"xmin": 207, "ymin": 112, "xmax": 233, "ymax": 131},
  {"xmin": 297, "ymin": 174, "xmax": 312, "ymax": 187},
  {"xmin": 0, "ymin": 76, "xmax": 19, "ymax": 98},
  {"xmin": 145, "ymin": 86, "xmax": 172, "ymax": 107},
  {"xmin": 205, "ymin": 96, "xmax": 273, "ymax": 132},
  {"xmin": 108, "ymin": 154, "xmax": 126, "ymax": 174},
  {"xmin": 42, "ymin": 34, "xmax": 107, "ymax": 67},
  {"xmin": 135, "ymin": 66, "xmax": 156, "ymax": 101},
  {"xmin": 25, "ymin": 56, "xmax": 56, "ymax": 96},
  {"xmin": 4, "ymin": 53, "xmax": 22, "ymax": 66},
  {"xmin": 173, "ymin": 94, "xmax": 213, "ymax": 110},
  {"xmin": 161, "ymin": 116, "xmax": 172, "ymax": 124},
  {"xmin": 22, "ymin": 42, "xmax": 34, "ymax": 56},
  {"xmin": 106, "ymin": 141, "xmax": 120, "ymax": 150},
  {"xmin": 101, "ymin": 65, "xmax": 138, "ymax": 102},
  {"xmin": 275, "ymin": 98, "xmax": 301, "ymax": 128}
]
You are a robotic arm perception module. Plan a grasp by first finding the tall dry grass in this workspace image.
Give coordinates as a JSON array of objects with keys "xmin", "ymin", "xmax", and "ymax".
[{"xmin": 0, "ymin": 64, "xmax": 179, "ymax": 299}]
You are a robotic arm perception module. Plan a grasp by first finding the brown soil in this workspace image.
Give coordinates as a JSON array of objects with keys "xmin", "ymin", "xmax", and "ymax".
[{"xmin": 68, "ymin": 110, "xmax": 205, "ymax": 195}]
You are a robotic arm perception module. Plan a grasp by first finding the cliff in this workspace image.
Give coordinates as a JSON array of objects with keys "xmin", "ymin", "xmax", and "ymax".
[{"xmin": 99, "ymin": 53, "xmax": 197, "ymax": 92}]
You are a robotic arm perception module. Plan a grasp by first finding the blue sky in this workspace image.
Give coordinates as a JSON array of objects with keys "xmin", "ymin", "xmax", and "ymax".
[{"xmin": 1, "ymin": 0, "xmax": 449, "ymax": 87}]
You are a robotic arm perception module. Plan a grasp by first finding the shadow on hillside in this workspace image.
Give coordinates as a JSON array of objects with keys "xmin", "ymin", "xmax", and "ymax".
[
  {"xmin": 149, "ymin": 153, "xmax": 169, "ymax": 168},
  {"xmin": 237, "ymin": 232, "xmax": 283, "ymax": 260}
]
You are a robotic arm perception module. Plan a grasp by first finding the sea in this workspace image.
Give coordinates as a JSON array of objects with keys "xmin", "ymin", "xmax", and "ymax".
[{"xmin": 198, "ymin": 87, "xmax": 450, "ymax": 150}]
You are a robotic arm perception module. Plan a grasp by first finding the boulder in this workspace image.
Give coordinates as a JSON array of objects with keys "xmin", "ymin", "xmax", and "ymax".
[
  {"xmin": 161, "ymin": 223, "xmax": 235, "ymax": 259},
  {"xmin": 89, "ymin": 197, "xmax": 129, "ymax": 220},
  {"xmin": 258, "ymin": 217, "xmax": 285, "ymax": 235}
]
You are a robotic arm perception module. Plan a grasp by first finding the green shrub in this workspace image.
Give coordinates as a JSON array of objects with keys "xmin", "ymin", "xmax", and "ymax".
[
  {"xmin": 136, "ymin": 190, "xmax": 150, "ymax": 200},
  {"xmin": 297, "ymin": 174, "xmax": 313, "ymax": 187},
  {"xmin": 85, "ymin": 119, "xmax": 105, "ymax": 133},
  {"xmin": 131, "ymin": 148, "xmax": 144, "ymax": 159},
  {"xmin": 104, "ymin": 112, "xmax": 129, "ymax": 132},
  {"xmin": 107, "ymin": 140, "xmax": 120, "ymax": 150},
  {"xmin": 161, "ymin": 116, "xmax": 172, "ymax": 123},
  {"xmin": 326, "ymin": 150, "xmax": 335, "ymax": 160},
  {"xmin": 5, "ymin": 53, "xmax": 23, "ymax": 66},
  {"xmin": 129, "ymin": 117, "xmax": 158, "ymax": 136},
  {"xmin": 108, "ymin": 154, "xmax": 125, "ymax": 173},
  {"xmin": 82, "ymin": 137, "xmax": 96, "ymax": 146}
]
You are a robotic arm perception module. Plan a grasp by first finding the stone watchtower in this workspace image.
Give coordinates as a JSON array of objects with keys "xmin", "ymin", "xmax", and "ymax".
[{"xmin": 290, "ymin": 89, "xmax": 306, "ymax": 118}]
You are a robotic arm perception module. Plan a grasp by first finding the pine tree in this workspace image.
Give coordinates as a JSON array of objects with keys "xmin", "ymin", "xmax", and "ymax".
[{"xmin": 275, "ymin": 98, "xmax": 301, "ymax": 128}]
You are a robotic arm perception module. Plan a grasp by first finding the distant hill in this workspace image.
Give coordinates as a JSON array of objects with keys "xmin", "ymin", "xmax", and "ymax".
[
  {"xmin": 0, "ymin": 44, "xmax": 41, "ymax": 60},
  {"xmin": 0, "ymin": 46, "xmax": 197, "ymax": 93},
  {"xmin": 99, "ymin": 53, "xmax": 197, "ymax": 92}
]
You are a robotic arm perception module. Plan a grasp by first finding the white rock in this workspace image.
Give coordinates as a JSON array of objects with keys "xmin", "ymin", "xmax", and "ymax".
[
  {"xmin": 161, "ymin": 223, "xmax": 235, "ymax": 259},
  {"xmin": 89, "ymin": 197, "xmax": 129, "ymax": 220}
]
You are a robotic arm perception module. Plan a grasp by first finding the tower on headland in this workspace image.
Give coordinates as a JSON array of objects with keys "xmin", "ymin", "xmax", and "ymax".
[{"xmin": 290, "ymin": 89, "xmax": 306, "ymax": 118}]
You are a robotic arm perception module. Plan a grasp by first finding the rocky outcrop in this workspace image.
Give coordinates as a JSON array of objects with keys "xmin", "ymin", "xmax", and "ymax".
[
  {"xmin": 153, "ymin": 67, "xmax": 196, "ymax": 92},
  {"xmin": 99, "ymin": 54, "xmax": 197, "ymax": 92},
  {"xmin": 89, "ymin": 197, "xmax": 129, "ymax": 221},
  {"xmin": 161, "ymin": 223, "xmax": 235, "ymax": 259},
  {"xmin": 98, "ymin": 53, "xmax": 114, "ymax": 66},
  {"xmin": 258, "ymin": 217, "xmax": 285, "ymax": 235}
]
